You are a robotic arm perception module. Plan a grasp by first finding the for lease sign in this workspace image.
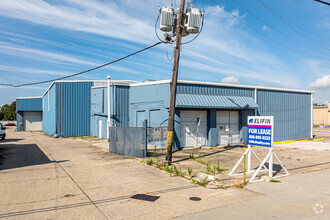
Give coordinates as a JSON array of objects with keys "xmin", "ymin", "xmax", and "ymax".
[{"xmin": 247, "ymin": 116, "xmax": 273, "ymax": 147}]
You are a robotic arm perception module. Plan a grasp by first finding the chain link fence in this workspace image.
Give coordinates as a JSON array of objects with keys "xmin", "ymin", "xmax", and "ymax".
[{"xmin": 109, "ymin": 120, "xmax": 168, "ymax": 158}]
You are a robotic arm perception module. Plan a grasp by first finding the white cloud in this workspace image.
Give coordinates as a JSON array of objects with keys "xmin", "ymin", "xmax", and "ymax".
[
  {"xmin": 0, "ymin": 42, "xmax": 98, "ymax": 66},
  {"xmin": 221, "ymin": 76, "xmax": 240, "ymax": 84},
  {"xmin": 262, "ymin": 25, "xmax": 271, "ymax": 32},
  {"xmin": 0, "ymin": 0, "xmax": 155, "ymax": 44},
  {"xmin": 309, "ymin": 75, "xmax": 330, "ymax": 89},
  {"xmin": 0, "ymin": 65, "xmax": 71, "ymax": 76}
]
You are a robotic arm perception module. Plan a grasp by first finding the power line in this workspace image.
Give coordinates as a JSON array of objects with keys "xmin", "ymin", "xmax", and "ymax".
[
  {"xmin": 255, "ymin": 0, "xmax": 330, "ymax": 52},
  {"xmin": 231, "ymin": 0, "xmax": 330, "ymax": 57},
  {"xmin": 209, "ymin": 0, "xmax": 330, "ymax": 60},
  {"xmin": 0, "ymin": 42, "xmax": 164, "ymax": 87},
  {"xmin": 314, "ymin": 0, "xmax": 330, "ymax": 6},
  {"xmin": 272, "ymin": 10, "xmax": 330, "ymax": 43}
]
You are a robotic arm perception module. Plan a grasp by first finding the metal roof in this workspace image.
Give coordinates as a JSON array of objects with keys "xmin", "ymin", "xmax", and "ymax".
[
  {"xmin": 129, "ymin": 79, "xmax": 314, "ymax": 94},
  {"xmin": 176, "ymin": 94, "xmax": 259, "ymax": 109}
]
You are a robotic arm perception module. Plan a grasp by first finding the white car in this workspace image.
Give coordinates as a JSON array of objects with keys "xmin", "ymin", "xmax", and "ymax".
[{"xmin": 0, "ymin": 122, "xmax": 6, "ymax": 140}]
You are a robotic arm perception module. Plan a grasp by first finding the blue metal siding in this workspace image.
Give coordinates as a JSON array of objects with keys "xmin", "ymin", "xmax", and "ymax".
[
  {"xmin": 56, "ymin": 82, "xmax": 93, "ymax": 137},
  {"xmin": 90, "ymin": 115, "xmax": 108, "ymax": 139},
  {"xmin": 208, "ymin": 110, "xmax": 217, "ymax": 146},
  {"xmin": 129, "ymin": 83, "xmax": 170, "ymax": 127},
  {"xmin": 114, "ymin": 86, "xmax": 129, "ymax": 126},
  {"xmin": 16, "ymin": 98, "xmax": 42, "ymax": 111},
  {"xmin": 90, "ymin": 85, "xmax": 129, "ymax": 139},
  {"xmin": 257, "ymin": 90, "xmax": 311, "ymax": 141},
  {"xmin": 16, "ymin": 111, "xmax": 24, "ymax": 131},
  {"xmin": 90, "ymin": 87, "xmax": 109, "ymax": 139},
  {"xmin": 42, "ymin": 85, "xmax": 56, "ymax": 135},
  {"xmin": 177, "ymin": 84, "xmax": 254, "ymax": 97}
]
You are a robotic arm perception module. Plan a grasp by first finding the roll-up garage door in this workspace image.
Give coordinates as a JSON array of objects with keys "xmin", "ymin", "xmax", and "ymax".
[
  {"xmin": 180, "ymin": 110, "xmax": 207, "ymax": 147},
  {"xmin": 24, "ymin": 111, "xmax": 42, "ymax": 131},
  {"xmin": 217, "ymin": 111, "xmax": 240, "ymax": 145}
]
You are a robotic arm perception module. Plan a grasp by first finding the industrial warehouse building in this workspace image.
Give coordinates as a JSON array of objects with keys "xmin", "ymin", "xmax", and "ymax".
[
  {"xmin": 16, "ymin": 97, "xmax": 43, "ymax": 131},
  {"xmin": 313, "ymin": 102, "xmax": 330, "ymax": 127},
  {"xmin": 17, "ymin": 79, "xmax": 313, "ymax": 148}
]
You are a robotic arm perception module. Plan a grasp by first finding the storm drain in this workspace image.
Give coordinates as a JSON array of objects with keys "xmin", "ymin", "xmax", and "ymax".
[
  {"xmin": 131, "ymin": 194, "xmax": 160, "ymax": 202},
  {"xmin": 189, "ymin": 197, "xmax": 201, "ymax": 201}
]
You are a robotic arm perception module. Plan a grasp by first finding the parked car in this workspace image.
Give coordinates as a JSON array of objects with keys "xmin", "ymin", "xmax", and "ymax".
[
  {"xmin": 4, "ymin": 123, "xmax": 15, "ymax": 126},
  {"xmin": 0, "ymin": 122, "xmax": 6, "ymax": 140}
]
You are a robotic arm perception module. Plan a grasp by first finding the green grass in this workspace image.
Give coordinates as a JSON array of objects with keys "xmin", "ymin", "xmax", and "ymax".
[
  {"xmin": 153, "ymin": 146, "xmax": 156, "ymax": 158},
  {"xmin": 146, "ymin": 158, "xmax": 153, "ymax": 166},
  {"xmin": 191, "ymin": 177, "xmax": 208, "ymax": 187},
  {"xmin": 235, "ymin": 184, "xmax": 244, "ymax": 189},
  {"xmin": 173, "ymin": 165, "xmax": 180, "ymax": 175},
  {"xmin": 188, "ymin": 167, "xmax": 192, "ymax": 176},
  {"xmin": 269, "ymin": 179, "xmax": 281, "ymax": 183}
]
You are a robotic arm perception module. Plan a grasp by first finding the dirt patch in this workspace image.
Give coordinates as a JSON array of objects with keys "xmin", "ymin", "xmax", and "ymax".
[{"xmin": 146, "ymin": 144, "xmax": 330, "ymax": 187}]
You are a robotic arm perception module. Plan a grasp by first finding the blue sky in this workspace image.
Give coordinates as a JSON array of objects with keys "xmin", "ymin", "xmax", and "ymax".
[{"xmin": 0, "ymin": 0, "xmax": 329, "ymax": 106}]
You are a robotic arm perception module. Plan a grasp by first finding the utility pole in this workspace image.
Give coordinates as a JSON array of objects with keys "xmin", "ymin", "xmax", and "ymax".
[{"xmin": 165, "ymin": 0, "xmax": 185, "ymax": 164}]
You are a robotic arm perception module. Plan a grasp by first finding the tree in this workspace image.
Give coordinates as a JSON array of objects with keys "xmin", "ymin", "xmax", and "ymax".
[{"xmin": 0, "ymin": 101, "xmax": 16, "ymax": 120}]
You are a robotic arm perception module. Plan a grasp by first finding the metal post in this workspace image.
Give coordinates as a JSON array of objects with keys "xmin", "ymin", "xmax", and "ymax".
[
  {"xmin": 165, "ymin": 0, "xmax": 185, "ymax": 164},
  {"xmin": 269, "ymin": 148, "xmax": 273, "ymax": 178},
  {"xmin": 247, "ymin": 144, "xmax": 251, "ymax": 173},
  {"xmin": 143, "ymin": 120, "xmax": 148, "ymax": 158},
  {"xmin": 107, "ymin": 75, "xmax": 111, "ymax": 140}
]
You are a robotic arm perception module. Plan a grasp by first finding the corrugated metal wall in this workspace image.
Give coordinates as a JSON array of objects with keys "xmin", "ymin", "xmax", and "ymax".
[
  {"xmin": 90, "ymin": 85, "xmax": 129, "ymax": 139},
  {"xmin": 114, "ymin": 86, "xmax": 129, "ymax": 126},
  {"xmin": 129, "ymin": 83, "xmax": 170, "ymax": 127},
  {"xmin": 56, "ymin": 82, "xmax": 93, "ymax": 137},
  {"xmin": 16, "ymin": 111, "xmax": 24, "ymax": 131},
  {"xmin": 43, "ymin": 85, "xmax": 56, "ymax": 135},
  {"xmin": 177, "ymin": 84, "xmax": 254, "ymax": 97},
  {"xmin": 16, "ymin": 98, "xmax": 42, "ymax": 111},
  {"xmin": 257, "ymin": 90, "xmax": 312, "ymax": 141}
]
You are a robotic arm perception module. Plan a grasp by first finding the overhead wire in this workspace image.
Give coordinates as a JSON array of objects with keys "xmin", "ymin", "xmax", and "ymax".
[
  {"xmin": 209, "ymin": 0, "xmax": 330, "ymax": 60},
  {"xmin": 231, "ymin": 0, "xmax": 330, "ymax": 57},
  {"xmin": 255, "ymin": 0, "xmax": 330, "ymax": 52},
  {"xmin": 0, "ymin": 41, "xmax": 164, "ymax": 87},
  {"xmin": 314, "ymin": 0, "xmax": 330, "ymax": 6}
]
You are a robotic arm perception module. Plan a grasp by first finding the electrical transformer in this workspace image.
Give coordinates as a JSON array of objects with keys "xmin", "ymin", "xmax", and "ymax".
[
  {"xmin": 160, "ymin": 6, "xmax": 174, "ymax": 32},
  {"xmin": 186, "ymin": 8, "xmax": 201, "ymax": 34}
]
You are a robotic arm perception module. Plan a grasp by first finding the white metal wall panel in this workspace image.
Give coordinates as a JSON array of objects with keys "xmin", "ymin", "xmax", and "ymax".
[
  {"xmin": 180, "ymin": 111, "xmax": 207, "ymax": 147},
  {"xmin": 24, "ymin": 111, "xmax": 42, "ymax": 131},
  {"xmin": 217, "ymin": 111, "xmax": 239, "ymax": 145}
]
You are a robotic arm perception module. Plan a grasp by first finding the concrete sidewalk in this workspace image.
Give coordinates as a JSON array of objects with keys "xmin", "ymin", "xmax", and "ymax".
[
  {"xmin": 0, "ymin": 128, "xmax": 256, "ymax": 219},
  {"xmin": 1, "ymin": 128, "xmax": 329, "ymax": 219},
  {"xmin": 178, "ymin": 169, "xmax": 330, "ymax": 219}
]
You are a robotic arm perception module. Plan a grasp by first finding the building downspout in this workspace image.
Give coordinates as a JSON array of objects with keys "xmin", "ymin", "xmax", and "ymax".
[{"xmin": 107, "ymin": 75, "xmax": 111, "ymax": 140}]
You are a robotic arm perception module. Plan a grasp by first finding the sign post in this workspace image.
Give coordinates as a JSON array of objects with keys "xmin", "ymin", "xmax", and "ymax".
[{"xmin": 229, "ymin": 116, "xmax": 289, "ymax": 182}]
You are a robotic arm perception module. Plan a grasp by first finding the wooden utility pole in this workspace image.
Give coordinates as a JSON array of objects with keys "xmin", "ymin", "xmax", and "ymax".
[{"xmin": 165, "ymin": 0, "xmax": 185, "ymax": 164}]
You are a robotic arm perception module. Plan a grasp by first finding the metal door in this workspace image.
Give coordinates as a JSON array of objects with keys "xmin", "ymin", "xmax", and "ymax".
[
  {"xmin": 217, "ymin": 111, "xmax": 240, "ymax": 145},
  {"xmin": 24, "ymin": 111, "xmax": 42, "ymax": 131},
  {"xmin": 180, "ymin": 111, "xmax": 207, "ymax": 147},
  {"xmin": 136, "ymin": 111, "xmax": 145, "ymax": 127}
]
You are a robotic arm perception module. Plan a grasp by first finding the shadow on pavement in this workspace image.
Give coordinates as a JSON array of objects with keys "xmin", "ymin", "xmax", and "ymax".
[
  {"xmin": 0, "ymin": 138, "xmax": 23, "ymax": 143},
  {"xmin": 0, "ymin": 142, "xmax": 68, "ymax": 170}
]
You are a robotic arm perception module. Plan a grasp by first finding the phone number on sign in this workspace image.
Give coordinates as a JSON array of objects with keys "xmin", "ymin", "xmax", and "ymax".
[{"xmin": 248, "ymin": 135, "xmax": 270, "ymax": 141}]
